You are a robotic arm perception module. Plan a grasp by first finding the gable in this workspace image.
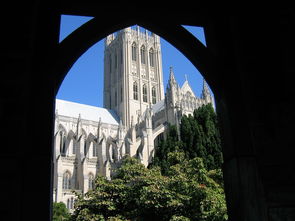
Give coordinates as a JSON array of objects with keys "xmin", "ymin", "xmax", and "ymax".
[{"xmin": 180, "ymin": 81, "xmax": 196, "ymax": 98}]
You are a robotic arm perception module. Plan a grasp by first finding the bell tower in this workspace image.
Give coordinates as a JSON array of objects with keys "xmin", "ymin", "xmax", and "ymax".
[{"xmin": 103, "ymin": 26, "xmax": 165, "ymax": 129}]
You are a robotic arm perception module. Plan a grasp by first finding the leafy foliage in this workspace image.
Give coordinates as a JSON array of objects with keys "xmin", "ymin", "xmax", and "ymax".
[
  {"xmin": 69, "ymin": 103, "xmax": 227, "ymax": 221},
  {"xmin": 70, "ymin": 155, "xmax": 227, "ymax": 221},
  {"xmin": 52, "ymin": 202, "xmax": 70, "ymax": 221},
  {"xmin": 153, "ymin": 103, "xmax": 223, "ymax": 171}
]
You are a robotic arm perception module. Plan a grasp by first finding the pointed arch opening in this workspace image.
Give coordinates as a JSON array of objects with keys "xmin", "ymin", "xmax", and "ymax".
[
  {"xmin": 133, "ymin": 81, "xmax": 138, "ymax": 100},
  {"xmin": 53, "ymin": 13, "xmax": 226, "ymax": 221},
  {"xmin": 140, "ymin": 45, "xmax": 146, "ymax": 64},
  {"xmin": 131, "ymin": 42, "xmax": 137, "ymax": 61}
]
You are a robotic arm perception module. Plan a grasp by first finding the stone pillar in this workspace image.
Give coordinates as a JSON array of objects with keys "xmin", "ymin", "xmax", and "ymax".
[{"xmin": 56, "ymin": 173, "xmax": 63, "ymax": 203}]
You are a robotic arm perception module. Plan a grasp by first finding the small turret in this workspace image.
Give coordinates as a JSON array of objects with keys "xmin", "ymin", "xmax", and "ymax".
[
  {"xmin": 118, "ymin": 120, "xmax": 125, "ymax": 141},
  {"xmin": 166, "ymin": 66, "xmax": 179, "ymax": 108},
  {"xmin": 201, "ymin": 78, "xmax": 213, "ymax": 104},
  {"xmin": 145, "ymin": 103, "xmax": 153, "ymax": 129},
  {"xmin": 76, "ymin": 114, "xmax": 82, "ymax": 139},
  {"xmin": 168, "ymin": 66, "xmax": 177, "ymax": 87}
]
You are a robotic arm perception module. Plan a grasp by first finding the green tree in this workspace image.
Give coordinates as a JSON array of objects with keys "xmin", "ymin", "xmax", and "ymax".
[
  {"xmin": 52, "ymin": 202, "xmax": 70, "ymax": 221},
  {"xmin": 194, "ymin": 104, "xmax": 223, "ymax": 170},
  {"xmin": 179, "ymin": 103, "xmax": 223, "ymax": 170},
  {"xmin": 154, "ymin": 103, "xmax": 223, "ymax": 171},
  {"xmin": 70, "ymin": 155, "xmax": 227, "ymax": 221},
  {"xmin": 151, "ymin": 125, "xmax": 183, "ymax": 175}
]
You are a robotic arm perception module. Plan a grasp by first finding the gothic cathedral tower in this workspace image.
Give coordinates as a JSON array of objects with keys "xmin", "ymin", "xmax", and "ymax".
[{"xmin": 103, "ymin": 26, "xmax": 165, "ymax": 129}]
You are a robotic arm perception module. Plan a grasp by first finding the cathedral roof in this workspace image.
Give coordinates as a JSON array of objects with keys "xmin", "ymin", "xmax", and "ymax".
[
  {"xmin": 180, "ymin": 80, "xmax": 196, "ymax": 97},
  {"xmin": 55, "ymin": 99, "xmax": 119, "ymax": 125},
  {"xmin": 152, "ymin": 99, "xmax": 165, "ymax": 113}
]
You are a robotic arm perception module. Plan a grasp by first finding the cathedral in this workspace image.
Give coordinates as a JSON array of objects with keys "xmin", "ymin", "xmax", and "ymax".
[{"xmin": 52, "ymin": 26, "xmax": 213, "ymax": 210}]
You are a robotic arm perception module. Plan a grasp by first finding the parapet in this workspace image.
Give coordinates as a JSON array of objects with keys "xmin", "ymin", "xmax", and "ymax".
[{"xmin": 105, "ymin": 26, "xmax": 160, "ymax": 47}]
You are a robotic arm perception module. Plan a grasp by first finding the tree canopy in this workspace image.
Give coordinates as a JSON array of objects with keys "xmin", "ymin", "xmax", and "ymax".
[
  {"xmin": 69, "ymin": 103, "xmax": 227, "ymax": 221},
  {"xmin": 53, "ymin": 202, "xmax": 70, "ymax": 221},
  {"xmin": 71, "ymin": 155, "xmax": 227, "ymax": 221},
  {"xmin": 153, "ymin": 103, "xmax": 223, "ymax": 172}
]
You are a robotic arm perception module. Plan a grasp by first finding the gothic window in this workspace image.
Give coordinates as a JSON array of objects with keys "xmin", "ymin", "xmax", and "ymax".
[
  {"xmin": 70, "ymin": 197, "xmax": 74, "ymax": 209},
  {"xmin": 152, "ymin": 86, "xmax": 157, "ymax": 104},
  {"xmin": 68, "ymin": 139, "xmax": 75, "ymax": 156},
  {"xmin": 59, "ymin": 131, "xmax": 66, "ymax": 155},
  {"xmin": 83, "ymin": 138, "xmax": 87, "ymax": 156},
  {"xmin": 143, "ymin": 84, "xmax": 148, "ymax": 103},
  {"xmin": 131, "ymin": 42, "xmax": 137, "ymax": 61},
  {"xmin": 133, "ymin": 81, "xmax": 138, "ymax": 100},
  {"xmin": 88, "ymin": 173, "xmax": 94, "ymax": 190},
  {"xmin": 92, "ymin": 142, "xmax": 97, "ymax": 157},
  {"xmin": 62, "ymin": 171, "xmax": 71, "ymax": 190},
  {"xmin": 140, "ymin": 45, "xmax": 146, "ymax": 64},
  {"xmin": 67, "ymin": 199, "xmax": 70, "ymax": 209},
  {"xmin": 149, "ymin": 48, "xmax": 154, "ymax": 67}
]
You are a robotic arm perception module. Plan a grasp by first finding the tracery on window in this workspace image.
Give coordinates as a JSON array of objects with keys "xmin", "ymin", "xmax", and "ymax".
[
  {"xmin": 149, "ymin": 48, "xmax": 154, "ymax": 67},
  {"xmin": 131, "ymin": 42, "xmax": 137, "ymax": 61},
  {"xmin": 141, "ymin": 45, "xmax": 146, "ymax": 64},
  {"xmin": 152, "ymin": 86, "xmax": 157, "ymax": 104},
  {"xmin": 143, "ymin": 84, "xmax": 148, "ymax": 103},
  {"xmin": 133, "ymin": 81, "xmax": 138, "ymax": 100},
  {"xmin": 62, "ymin": 171, "xmax": 71, "ymax": 190},
  {"xmin": 88, "ymin": 173, "xmax": 95, "ymax": 190}
]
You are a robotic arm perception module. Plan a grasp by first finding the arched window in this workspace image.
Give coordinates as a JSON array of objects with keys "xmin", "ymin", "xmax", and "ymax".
[
  {"xmin": 92, "ymin": 142, "xmax": 97, "ymax": 157},
  {"xmin": 152, "ymin": 87, "xmax": 157, "ymax": 104},
  {"xmin": 72, "ymin": 140, "xmax": 76, "ymax": 155},
  {"xmin": 67, "ymin": 199, "xmax": 70, "ymax": 209},
  {"xmin": 143, "ymin": 84, "xmax": 148, "ymax": 103},
  {"xmin": 67, "ymin": 139, "xmax": 75, "ymax": 156},
  {"xmin": 133, "ymin": 81, "xmax": 138, "ymax": 100},
  {"xmin": 149, "ymin": 48, "xmax": 154, "ymax": 67},
  {"xmin": 59, "ymin": 131, "xmax": 66, "ymax": 155},
  {"xmin": 83, "ymin": 139, "xmax": 87, "ymax": 156},
  {"xmin": 131, "ymin": 42, "xmax": 136, "ymax": 61},
  {"xmin": 88, "ymin": 173, "xmax": 94, "ymax": 190},
  {"xmin": 70, "ymin": 197, "xmax": 74, "ymax": 209},
  {"xmin": 140, "ymin": 45, "xmax": 145, "ymax": 64},
  {"xmin": 62, "ymin": 171, "xmax": 71, "ymax": 190}
]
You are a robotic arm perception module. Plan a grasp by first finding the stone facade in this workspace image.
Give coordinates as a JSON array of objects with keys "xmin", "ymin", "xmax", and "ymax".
[{"xmin": 52, "ymin": 26, "xmax": 213, "ymax": 210}]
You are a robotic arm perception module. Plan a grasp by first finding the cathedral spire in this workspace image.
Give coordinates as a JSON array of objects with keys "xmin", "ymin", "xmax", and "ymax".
[
  {"xmin": 169, "ymin": 66, "xmax": 176, "ymax": 85},
  {"xmin": 201, "ymin": 78, "xmax": 212, "ymax": 103}
]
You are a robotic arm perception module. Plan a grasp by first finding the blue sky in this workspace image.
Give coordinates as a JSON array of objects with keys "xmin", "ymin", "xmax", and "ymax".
[{"xmin": 57, "ymin": 15, "xmax": 208, "ymax": 107}]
